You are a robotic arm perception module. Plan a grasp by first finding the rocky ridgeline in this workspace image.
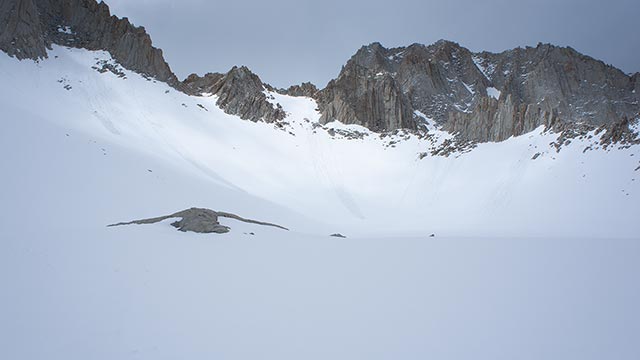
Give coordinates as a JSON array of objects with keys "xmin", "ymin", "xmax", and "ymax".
[
  {"xmin": 1, "ymin": 0, "xmax": 285, "ymax": 122},
  {"xmin": 314, "ymin": 41, "xmax": 640, "ymax": 142},
  {"xmin": 2, "ymin": 0, "xmax": 639, "ymax": 143}
]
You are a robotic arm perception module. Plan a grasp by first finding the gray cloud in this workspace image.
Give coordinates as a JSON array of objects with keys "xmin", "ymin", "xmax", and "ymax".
[{"xmin": 106, "ymin": 0, "xmax": 640, "ymax": 88}]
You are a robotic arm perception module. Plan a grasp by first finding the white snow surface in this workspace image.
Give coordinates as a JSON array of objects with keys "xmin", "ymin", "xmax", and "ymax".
[
  {"xmin": 472, "ymin": 55, "xmax": 495, "ymax": 80},
  {"xmin": 1, "ymin": 46, "xmax": 640, "ymax": 360},
  {"xmin": 487, "ymin": 86, "xmax": 501, "ymax": 99},
  {"xmin": 414, "ymin": 110, "xmax": 440, "ymax": 131},
  {"xmin": 462, "ymin": 81, "xmax": 475, "ymax": 95}
]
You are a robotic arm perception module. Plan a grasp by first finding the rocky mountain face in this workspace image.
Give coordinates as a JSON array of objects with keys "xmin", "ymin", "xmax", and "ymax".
[
  {"xmin": 449, "ymin": 44, "xmax": 640, "ymax": 141},
  {"xmin": 182, "ymin": 66, "xmax": 286, "ymax": 123},
  {"xmin": 1, "ymin": 0, "xmax": 177, "ymax": 84},
  {"xmin": 315, "ymin": 41, "xmax": 640, "ymax": 141},
  {"xmin": 0, "ymin": 0, "xmax": 47, "ymax": 59},
  {"xmin": 316, "ymin": 47, "xmax": 417, "ymax": 132},
  {"xmin": 317, "ymin": 41, "xmax": 486, "ymax": 132},
  {"xmin": 2, "ymin": 1, "xmax": 638, "ymax": 142},
  {"xmin": 1, "ymin": 0, "xmax": 285, "ymax": 123}
]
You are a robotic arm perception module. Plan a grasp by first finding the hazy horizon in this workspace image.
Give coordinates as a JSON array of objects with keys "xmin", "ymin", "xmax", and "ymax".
[{"xmin": 102, "ymin": 0, "xmax": 640, "ymax": 88}]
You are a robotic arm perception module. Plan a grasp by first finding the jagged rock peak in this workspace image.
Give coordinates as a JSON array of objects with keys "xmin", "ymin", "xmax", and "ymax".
[
  {"xmin": 345, "ymin": 42, "xmax": 400, "ymax": 73},
  {"xmin": 182, "ymin": 65, "xmax": 286, "ymax": 123},
  {"xmin": 224, "ymin": 65, "xmax": 265, "ymax": 87},
  {"xmin": 0, "ymin": 0, "xmax": 177, "ymax": 84},
  {"xmin": 316, "ymin": 40, "xmax": 485, "ymax": 132},
  {"xmin": 348, "ymin": 40, "xmax": 465, "ymax": 70}
]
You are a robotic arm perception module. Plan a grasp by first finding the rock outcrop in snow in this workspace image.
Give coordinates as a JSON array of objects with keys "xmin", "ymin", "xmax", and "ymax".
[{"xmin": 109, "ymin": 207, "xmax": 289, "ymax": 234}]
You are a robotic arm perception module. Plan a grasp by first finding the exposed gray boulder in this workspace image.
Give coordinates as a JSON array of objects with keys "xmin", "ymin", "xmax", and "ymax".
[
  {"xmin": 182, "ymin": 66, "xmax": 286, "ymax": 122},
  {"xmin": 170, "ymin": 208, "xmax": 230, "ymax": 234},
  {"xmin": 108, "ymin": 207, "xmax": 289, "ymax": 234}
]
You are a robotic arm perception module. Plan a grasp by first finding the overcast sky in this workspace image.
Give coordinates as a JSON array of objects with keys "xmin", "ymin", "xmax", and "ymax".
[{"xmin": 106, "ymin": 0, "xmax": 639, "ymax": 88}]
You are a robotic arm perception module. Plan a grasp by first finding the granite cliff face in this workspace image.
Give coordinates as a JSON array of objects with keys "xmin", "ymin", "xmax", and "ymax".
[
  {"xmin": 317, "ymin": 48, "xmax": 417, "ymax": 132},
  {"xmin": 452, "ymin": 44, "xmax": 640, "ymax": 141},
  {"xmin": 0, "ymin": 0, "xmax": 47, "ymax": 59},
  {"xmin": 1, "ymin": 0, "xmax": 177, "ymax": 84},
  {"xmin": 182, "ymin": 66, "xmax": 286, "ymax": 123},
  {"xmin": 316, "ymin": 41, "xmax": 640, "ymax": 141},
  {"xmin": 316, "ymin": 41, "xmax": 493, "ymax": 132}
]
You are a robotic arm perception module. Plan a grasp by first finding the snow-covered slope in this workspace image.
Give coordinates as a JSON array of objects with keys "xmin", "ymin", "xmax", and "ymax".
[
  {"xmin": 1, "ymin": 46, "xmax": 640, "ymax": 360},
  {"xmin": 2, "ymin": 45, "xmax": 638, "ymax": 238}
]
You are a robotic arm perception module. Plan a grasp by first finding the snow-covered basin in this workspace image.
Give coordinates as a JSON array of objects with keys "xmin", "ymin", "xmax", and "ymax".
[
  {"xmin": 1, "ymin": 44, "xmax": 640, "ymax": 360},
  {"xmin": 4, "ymin": 105, "xmax": 636, "ymax": 359}
]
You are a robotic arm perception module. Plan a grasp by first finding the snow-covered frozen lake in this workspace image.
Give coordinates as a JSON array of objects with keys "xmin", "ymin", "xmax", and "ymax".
[{"xmin": 3, "ymin": 226, "xmax": 639, "ymax": 359}]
